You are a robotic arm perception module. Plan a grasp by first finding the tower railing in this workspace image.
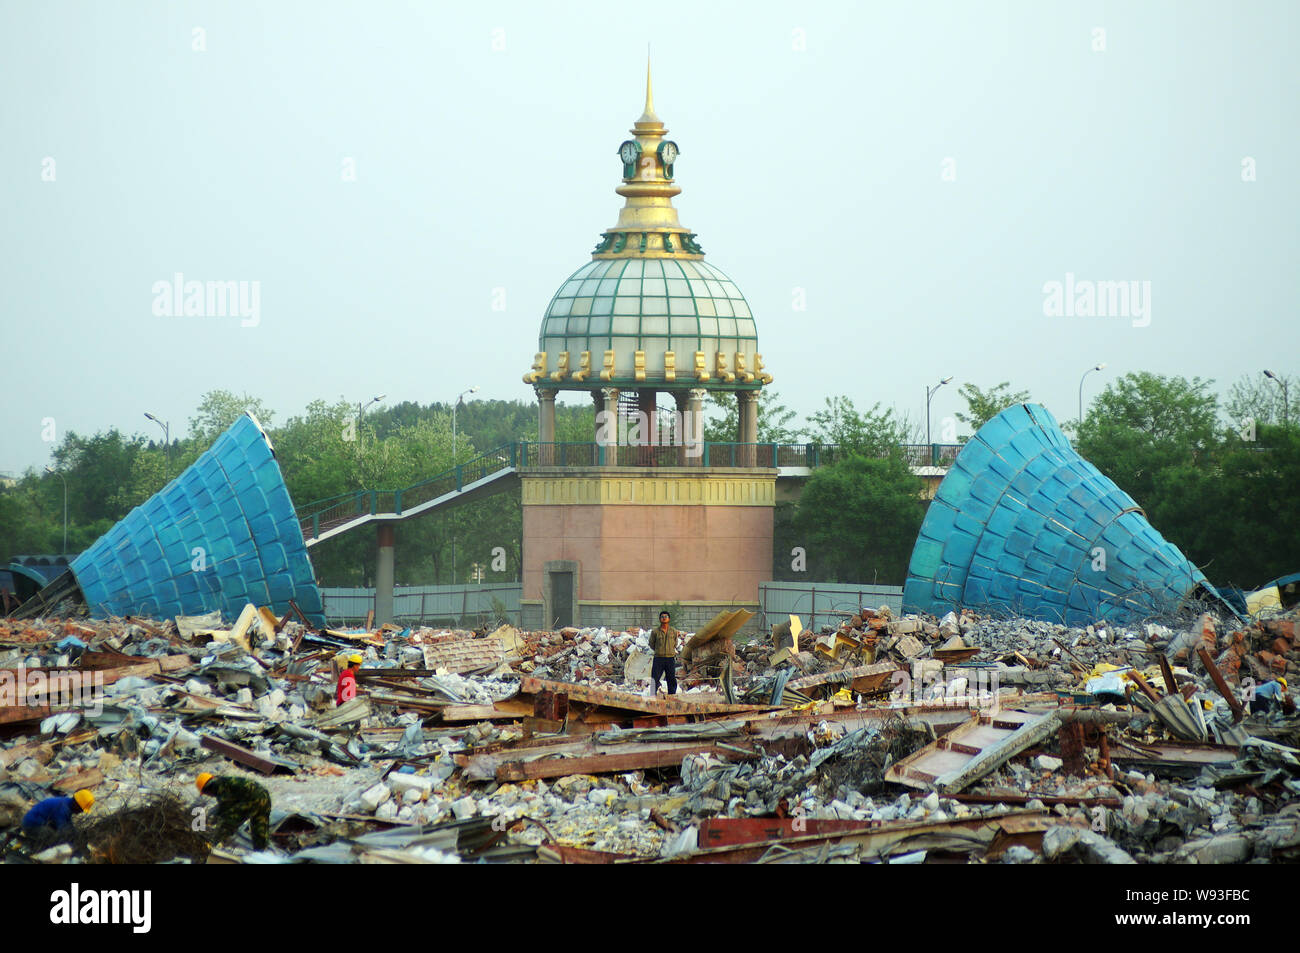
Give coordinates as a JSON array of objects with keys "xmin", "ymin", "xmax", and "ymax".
[{"xmin": 297, "ymin": 440, "xmax": 962, "ymax": 539}]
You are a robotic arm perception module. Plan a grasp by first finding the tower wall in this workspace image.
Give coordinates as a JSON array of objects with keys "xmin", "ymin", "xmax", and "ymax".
[{"xmin": 521, "ymin": 468, "xmax": 774, "ymax": 633}]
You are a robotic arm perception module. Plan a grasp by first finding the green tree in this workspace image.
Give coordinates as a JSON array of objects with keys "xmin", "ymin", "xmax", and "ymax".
[
  {"xmin": 1077, "ymin": 372, "xmax": 1221, "ymax": 508},
  {"xmin": 189, "ymin": 390, "xmax": 275, "ymax": 445},
  {"xmin": 792, "ymin": 455, "xmax": 925, "ymax": 584},
  {"xmin": 49, "ymin": 429, "xmax": 146, "ymax": 524},
  {"xmin": 1145, "ymin": 424, "xmax": 1300, "ymax": 589},
  {"xmin": 1224, "ymin": 372, "xmax": 1298, "ymax": 431},
  {"xmin": 703, "ymin": 389, "xmax": 803, "ymax": 444},
  {"xmin": 955, "ymin": 382, "xmax": 1032, "ymax": 437},
  {"xmin": 806, "ymin": 396, "xmax": 910, "ymax": 458}
]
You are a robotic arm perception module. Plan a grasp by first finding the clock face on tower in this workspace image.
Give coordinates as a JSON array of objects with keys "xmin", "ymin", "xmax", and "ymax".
[
  {"xmin": 658, "ymin": 141, "xmax": 678, "ymax": 166},
  {"xmin": 618, "ymin": 140, "xmax": 640, "ymax": 165}
]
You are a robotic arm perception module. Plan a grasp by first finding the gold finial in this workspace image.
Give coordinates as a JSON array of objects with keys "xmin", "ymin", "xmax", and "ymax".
[{"xmin": 639, "ymin": 50, "xmax": 658, "ymax": 123}]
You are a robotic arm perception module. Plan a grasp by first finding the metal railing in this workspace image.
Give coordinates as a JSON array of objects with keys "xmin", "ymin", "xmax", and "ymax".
[
  {"xmin": 758, "ymin": 581, "xmax": 905, "ymax": 632},
  {"xmin": 298, "ymin": 443, "xmax": 518, "ymax": 539},
  {"xmin": 297, "ymin": 440, "xmax": 963, "ymax": 539},
  {"xmin": 321, "ymin": 582, "xmax": 522, "ymax": 627}
]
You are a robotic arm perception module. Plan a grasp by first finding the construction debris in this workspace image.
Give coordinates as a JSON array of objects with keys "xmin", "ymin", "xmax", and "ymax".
[{"xmin": 2, "ymin": 597, "xmax": 1299, "ymax": 865}]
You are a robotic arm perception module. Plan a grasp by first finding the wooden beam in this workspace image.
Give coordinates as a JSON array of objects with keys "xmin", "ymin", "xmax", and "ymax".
[
  {"xmin": 200, "ymin": 734, "xmax": 292, "ymax": 775},
  {"xmin": 1196, "ymin": 645, "xmax": 1246, "ymax": 723},
  {"xmin": 518, "ymin": 677, "xmax": 772, "ymax": 716},
  {"xmin": 496, "ymin": 742, "xmax": 760, "ymax": 781}
]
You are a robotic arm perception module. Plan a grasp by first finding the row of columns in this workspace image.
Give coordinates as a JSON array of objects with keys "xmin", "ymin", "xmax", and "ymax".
[{"xmin": 536, "ymin": 386, "xmax": 760, "ymax": 467}]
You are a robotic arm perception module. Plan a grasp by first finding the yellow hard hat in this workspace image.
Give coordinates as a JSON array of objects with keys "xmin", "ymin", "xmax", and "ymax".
[
  {"xmin": 1202, "ymin": 700, "xmax": 1213, "ymax": 711},
  {"xmin": 196, "ymin": 772, "xmax": 214, "ymax": 793},
  {"xmin": 73, "ymin": 789, "xmax": 94, "ymax": 812},
  {"xmin": 347, "ymin": 654, "xmax": 363, "ymax": 666},
  {"xmin": 1279, "ymin": 678, "xmax": 1288, "ymax": 691}
]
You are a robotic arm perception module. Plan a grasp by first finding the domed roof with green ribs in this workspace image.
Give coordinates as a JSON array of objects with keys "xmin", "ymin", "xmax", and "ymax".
[
  {"xmin": 525, "ymin": 63, "xmax": 769, "ymax": 391},
  {"xmin": 539, "ymin": 257, "xmax": 757, "ymax": 387}
]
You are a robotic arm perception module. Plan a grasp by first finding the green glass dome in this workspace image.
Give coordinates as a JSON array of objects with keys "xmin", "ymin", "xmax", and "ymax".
[{"xmin": 538, "ymin": 257, "xmax": 757, "ymax": 386}]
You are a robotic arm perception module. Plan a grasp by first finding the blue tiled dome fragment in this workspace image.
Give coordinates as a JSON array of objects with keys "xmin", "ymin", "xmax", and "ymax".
[
  {"xmin": 903, "ymin": 404, "xmax": 1229, "ymax": 626},
  {"xmin": 69, "ymin": 413, "xmax": 326, "ymax": 626}
]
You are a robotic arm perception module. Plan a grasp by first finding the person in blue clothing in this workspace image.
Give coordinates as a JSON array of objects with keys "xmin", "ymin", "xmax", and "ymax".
[
  {"xmin": 21, "ymin": 789, "xmax": 94, "ymax": 846},
  {"xmin": 1251, "ymin": 677, "xmax": 1289, "ymax": 715}
]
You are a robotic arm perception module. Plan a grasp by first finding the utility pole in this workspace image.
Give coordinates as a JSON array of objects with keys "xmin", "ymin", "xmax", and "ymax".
[
  {"xmin": 1264, "ymin": 370, "xmax": 1290, "ymax": 428},
  {"xmin": 44, "ymin": 466, "xmax": 67, "ymax": 554},
  {"xmin": 1078, "ymin": 363, "xmax": 1107, "ymax": 433},
  {"xmin": 926, "ymin": 376, "xmax": 953, "ymax": 448},
  {"xmin": 144, "ymin": 412, "xmax": 170, "ymax": 479}
]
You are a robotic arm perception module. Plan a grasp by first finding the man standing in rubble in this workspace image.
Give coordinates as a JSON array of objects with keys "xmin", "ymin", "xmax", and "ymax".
[
  {"xmin": 649, "ymin": 609, "xmax": 681, "ymax": 695},
  {"xmin": 196, "ymin": 773, "xmax": 272, "ymax": 851}
]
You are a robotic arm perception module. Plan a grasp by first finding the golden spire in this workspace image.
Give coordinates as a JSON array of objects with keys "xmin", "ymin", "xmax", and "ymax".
[
  {"xmin": 638, "ymin": 51, "xmax": 658, "ymax": 124},
  {"xmin": 590, "ymin": 61, "xmax": 702, "ymax": 260}
]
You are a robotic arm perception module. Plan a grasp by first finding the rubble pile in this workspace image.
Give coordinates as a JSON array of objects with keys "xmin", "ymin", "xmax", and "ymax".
[{"xmin": 3, "ymin": 601, "xmax": 1300, "ymax": 865}]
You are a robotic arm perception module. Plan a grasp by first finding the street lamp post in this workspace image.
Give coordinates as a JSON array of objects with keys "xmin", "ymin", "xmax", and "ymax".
[
  {"xmin": 1264, "ymin": 370, "xmax": 1290, "ymax": 428},
  {"xmin": 1078, "ymin": 363, "xmax": 1107, "ymax": 432},
  {"xmin": 451, "ymin": 386, "xmax": 479, "ymax": 584},
  {"xmin": 356, "ymin": 394, "xmax": 386, "ymax": 450},
  {"xmin": 44, "ymin": 466, "xmax": 67, "ymax": 554},
  {"xmin": 144, "ymin": 413, "xmax": 170, "ymax": 479},
  {"xmin": 925, "ymin": 377, "xmax": 953, "ymax": 448},
  {"xmin": 452, "ymin": 386, "xmax": 480, "ymax": 464}
]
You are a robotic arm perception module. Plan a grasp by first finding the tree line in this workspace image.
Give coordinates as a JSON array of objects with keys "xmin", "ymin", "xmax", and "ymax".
[{"xmin": 1, "ymin": 371, "xmax": 1296, "ymax": 592}]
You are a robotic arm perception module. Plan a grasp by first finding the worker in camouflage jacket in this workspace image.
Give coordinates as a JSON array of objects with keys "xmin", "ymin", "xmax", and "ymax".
[
  {"xmin": 649, "ymin": 609, "xmax": 681, "ymax": 695},
  {"xmin": 196, "ymin": 773, "xmax": 272, "ymax": 850}
]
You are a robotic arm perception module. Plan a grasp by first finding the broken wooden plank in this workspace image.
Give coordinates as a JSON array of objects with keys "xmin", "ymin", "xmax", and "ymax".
[
  {"xmin": 78, "ymin": 652, "xmax": 193, "ymax": 673},
  {"xmin": 1197, "ymin": 645, "xmax": 1246, "ymax": 724},
  {"xmin": 312, "ymin": 696, "xmax": 372, "ymax": 728},
  {"xmin": 885, "ymin": 710, "xmax": 1063, "ymax": 794},
  {"xmin": 518, "ymin": 677, "xmax": 772, "ymax": 716},
  {"xmin": 1158, "ymin": 655, "xmax": 1179, "ymax": 696},
  {"xmin": 682, "ymin": 609, "xmax": 754, "ymax": 664},
  {"xmin": 200, "ymin": 734, "xmax": 296, "ymax": 775},
  {"xmin": 495, "ymin": 742, "xmax": 760, "ymax": 782},
  {"xmin": 1126, "ymin": 669, "xmax": 1163, "ymax": 704},
  {"xmin": 657, "ymin": 809, "xmax": 1056, "ymax": 864},
  {"xmin": 0, "ymin": 704, "xmax": 52, "ymax": 726},
  {"xmin": 1110, "ymin": 738, "xmax": 1240, "ymax": 766},
  {"xmin": 949, "ymin": 792, "xmax": 1121, "ymax": 808},
  {"xmin": 785, "ymin": 660, "xmax": 902, "ymax": 694},
  {"xmin": 438, "ymin": 699, "xmax": 537, "ymax": 722},
  {"xmin": 54, "ymin": 767, "xmax": 103, "ymax": 792}
]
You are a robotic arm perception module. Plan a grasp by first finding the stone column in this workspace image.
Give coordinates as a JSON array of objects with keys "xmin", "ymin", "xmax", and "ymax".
[
  {"xmin": 536, "ymin": 387, "xmax": 556, "ymax": 466},
  {"xmin": 687, "ymin": 388, "xmax": 707, "ymax": 467},
  {"xmin": 599, "ymin": 387, "xmax": 620, "ymax": 467},
  {"xmin": 738, "ymin": 390, "xmax": 758, "ymax": 467},
  {"xmin": 673, "ymin": 391, "xmax": 689, "ymax": 467},
  {"xmin": 375, "ymin": 524, "xmax": 396, "ymax": 625},
  {"xmin": 636, "ymin": 389, "xmax": 656, "ymax": 466}
]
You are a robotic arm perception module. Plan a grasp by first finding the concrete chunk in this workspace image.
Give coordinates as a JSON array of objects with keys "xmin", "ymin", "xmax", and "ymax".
[{"xmin": 359, "ymin": 782, "xmax": 390, "ymax": 812}]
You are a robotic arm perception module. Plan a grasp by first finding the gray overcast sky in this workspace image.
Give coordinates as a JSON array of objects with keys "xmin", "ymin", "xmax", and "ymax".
[{"xmin": 1, "ymin": 0, "xmax": 1295, "ymax": 475}]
